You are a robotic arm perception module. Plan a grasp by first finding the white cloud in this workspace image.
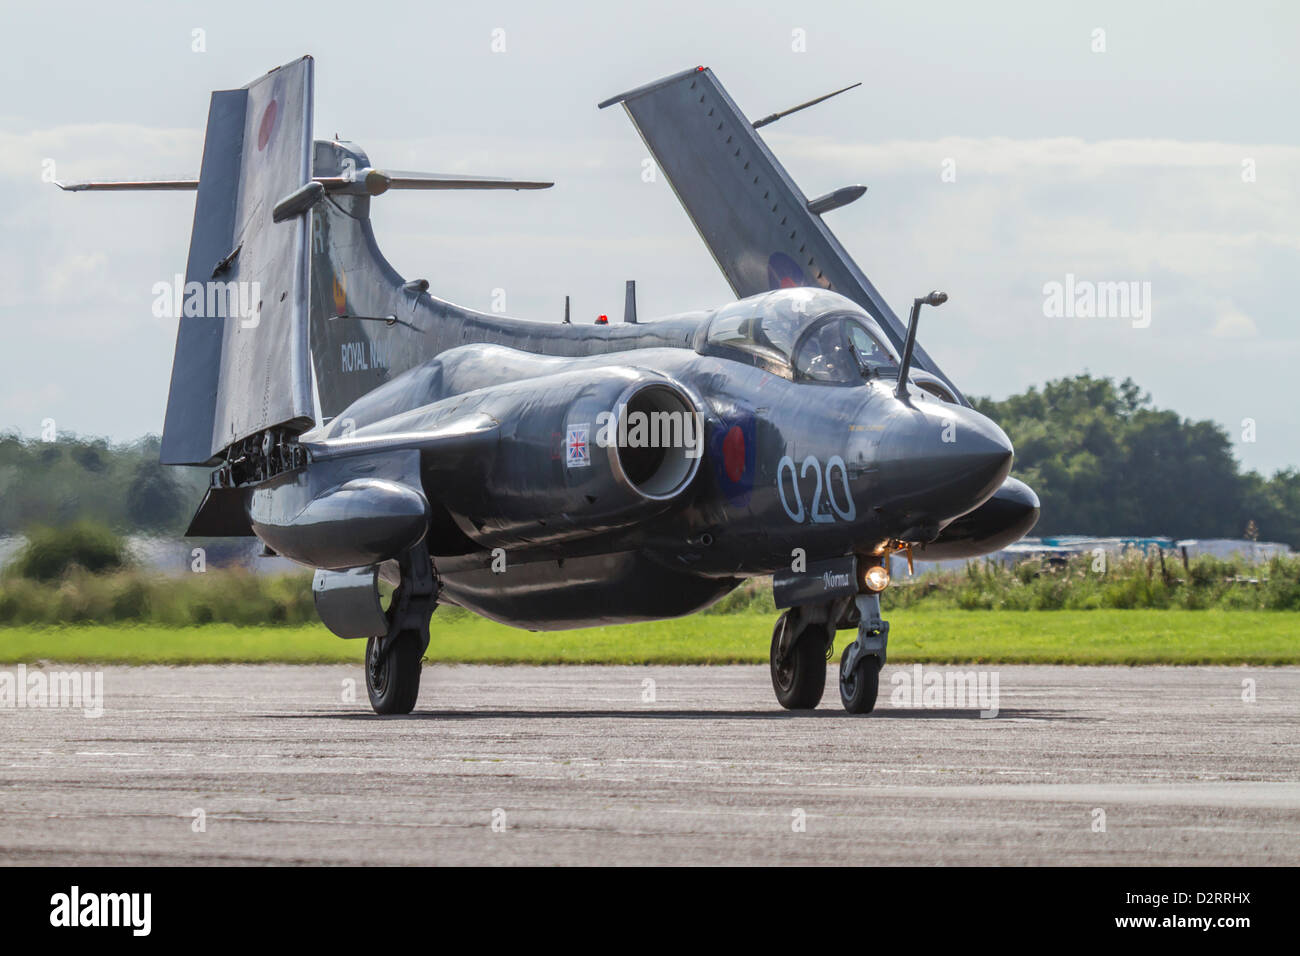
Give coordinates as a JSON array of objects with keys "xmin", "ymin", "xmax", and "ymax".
[
  {"xmin": 1211, "ymin": 306, "xmax": 1259, "ymax": 339},
  {"xmin": 0, "ymin": 122, "xmax": 200, "ymax": 184},
  {"xmin": 776, "ymin": 134, "xmax": 1300, "ymax": 176}
]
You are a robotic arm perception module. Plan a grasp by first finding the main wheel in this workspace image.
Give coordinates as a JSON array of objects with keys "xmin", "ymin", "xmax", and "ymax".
[
  {"xmin": 366, "ymin": 629, "xmax": 425, "ymax": 715},
  {"xmin": 770, "ymin": 613, "xmax": 828, "ymax": 710},
  {"xmin": 839, "ymin": 645, "xmax": 881, "ymax": 714}
]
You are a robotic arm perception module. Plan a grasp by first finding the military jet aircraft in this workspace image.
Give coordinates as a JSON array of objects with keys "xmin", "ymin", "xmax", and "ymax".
[{"xmin": 59, "ymin": 57, "xmax": 1038, "ymax": 715}]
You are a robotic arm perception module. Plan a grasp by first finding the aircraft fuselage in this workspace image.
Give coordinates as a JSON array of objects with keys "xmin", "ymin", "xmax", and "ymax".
[{"xmin": 283, "ymin": 288, "xmax": 1026, "ymax": 629}]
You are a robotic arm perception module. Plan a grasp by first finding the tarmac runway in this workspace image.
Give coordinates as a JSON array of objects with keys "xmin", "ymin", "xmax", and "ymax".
[{"xmin": 1, "ymin": 663, "xmax": 1297, "ymax": 865}]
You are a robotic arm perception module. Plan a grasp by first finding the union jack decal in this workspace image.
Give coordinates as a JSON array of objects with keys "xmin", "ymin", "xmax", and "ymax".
[{"xmin": 565, "ymin": 423, "xmax": 591, "ymax": 468}]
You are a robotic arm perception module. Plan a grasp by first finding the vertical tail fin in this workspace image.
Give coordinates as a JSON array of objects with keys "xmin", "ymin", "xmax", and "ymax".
[
  {"xmin": 303, "ymin": 140, "xmax": 553, "ymax": 422},
  {"xmin": 599, "ymin": 67, "xmax": 966, "ymax": 405},
  {"xmin": 306, "ymin": 139, "xmax": 421, "ymax": 423},
  {"xmin": 161, "ymin": 56, "xmax": 316, "ymax": 464}
]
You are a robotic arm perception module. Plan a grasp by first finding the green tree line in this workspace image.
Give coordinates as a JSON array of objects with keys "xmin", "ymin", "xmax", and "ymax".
[
  {"xmin": 974, "ymin": 375, "xmax": 1300, "ymax": 546},
  {"xmin": 0, "ymin": 433, "xmax": 208, "ymax": 535}
]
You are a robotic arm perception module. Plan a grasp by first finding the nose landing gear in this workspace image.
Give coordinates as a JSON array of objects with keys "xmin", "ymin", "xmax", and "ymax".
[
  {"xmin": 838, "ymin": 592, "xmax": 888, "ymax": 714},
  {"xmin": 768, "ymin": 587, "xmax": 889, "ymax": 714},
  {"xmin": 769, "ymin": 609, "xmax": 833, "ymax": 709}
]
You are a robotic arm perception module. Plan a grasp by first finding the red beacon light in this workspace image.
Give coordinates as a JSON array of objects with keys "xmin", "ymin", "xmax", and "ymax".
[{"xmin": 595, "ymin": 314, "xmax": 609, "ymax": 325}]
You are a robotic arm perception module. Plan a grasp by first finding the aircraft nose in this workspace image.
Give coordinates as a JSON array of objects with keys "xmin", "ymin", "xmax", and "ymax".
[{"xmin": 869, "ymin": 401, "xmax": 1014, "ymax": 537}]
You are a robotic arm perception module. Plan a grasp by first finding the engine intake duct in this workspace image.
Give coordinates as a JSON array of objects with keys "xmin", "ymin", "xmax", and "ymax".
[{"xmin": 608, "ymin": 381, "xmax": 702, "ymax": 502}]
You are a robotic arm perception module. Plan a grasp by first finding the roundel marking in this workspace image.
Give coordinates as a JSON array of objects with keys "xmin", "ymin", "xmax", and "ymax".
[
  {"xmin": 766, "ymin": 252, "xmax": 807, "ymax": 290},
  {"xmin": 257, "ymin": 99, "xmax": 279, "ymax": 151},
  {"xmin": 723, "ymin": 425, "xmax": 746, "ymax": 482},
  {"xmin": 332, "ymin": 271, "xmax": 347, "ymax": 315}
]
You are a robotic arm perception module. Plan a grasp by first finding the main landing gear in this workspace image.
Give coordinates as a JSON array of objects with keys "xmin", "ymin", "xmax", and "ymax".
[
  {"xmin": 365, "ymin": 545, "xmax": 438, "ymax": 715},
  {"xmin": 769, "ymin": 590, "xmax": 889, "ymax": 714}
]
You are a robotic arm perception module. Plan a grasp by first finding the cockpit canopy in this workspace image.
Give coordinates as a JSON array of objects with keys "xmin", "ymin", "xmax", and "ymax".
[{"xmin": 699, "ymin": 288, "xmax": 900, "ymax": 385}]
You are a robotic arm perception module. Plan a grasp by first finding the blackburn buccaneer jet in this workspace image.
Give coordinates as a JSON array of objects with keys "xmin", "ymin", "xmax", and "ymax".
[{"xmin": 59, "ymin": 58, "xmax": 1038, "ymax": 715}]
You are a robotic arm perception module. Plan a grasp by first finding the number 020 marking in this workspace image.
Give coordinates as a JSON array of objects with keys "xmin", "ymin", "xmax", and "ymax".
[
  {"xmin": 777, "ymin": 455, "xmax": 803, "ymax": 523},
  {"xmin": 777, "ymin": 454, "xmax": 856, "ymax": 523}
]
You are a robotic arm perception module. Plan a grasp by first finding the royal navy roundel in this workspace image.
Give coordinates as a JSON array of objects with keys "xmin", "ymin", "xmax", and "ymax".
[
  {"xmin": 766, "ymin": 252, "xmax": 807, "ymax": 290},
  {"xmin": 257, "ymin": 99, "xmax": 279, "ymax": 151}
]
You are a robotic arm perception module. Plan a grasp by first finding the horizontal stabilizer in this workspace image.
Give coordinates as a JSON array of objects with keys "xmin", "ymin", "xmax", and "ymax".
[
  {"xmin": 57, "ymin": 171, "xmax": 551, "ymax": 195},
  {"xmin": 383, "ymin": 170, "xmax": 553, "ymax": 190},
  {"xmin": 54, "ymin": 178, "xmax": 198, "ymax": 191},
  {"xmin": 312, "ymin": 169, "xmax": 553, "ymax": 193}
]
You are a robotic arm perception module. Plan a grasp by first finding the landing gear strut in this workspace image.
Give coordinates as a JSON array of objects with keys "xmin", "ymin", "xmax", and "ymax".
[
  {"xmin": 769, "ymin": 608, "xmax": 832, "ymax": 710},
  {"xmin": 365, "ymin": 545, "xmax": 438, "ymax": 715},
  {"xmin": 838, "ymin": 592, "xmax": 888, "ymax": 714}
]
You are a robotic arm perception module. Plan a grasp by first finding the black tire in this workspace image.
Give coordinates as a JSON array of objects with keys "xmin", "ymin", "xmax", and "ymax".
[
  {"xmin": 770, "ymin": 613, "xmax": 828, "ymax": 710},
  {"xmin": 839, "ymin": 645, "xmax": 881, "ymax": 714},
  {"xmin": 366, "ymin": 629, "xmax": 424, "ymax": 715}
]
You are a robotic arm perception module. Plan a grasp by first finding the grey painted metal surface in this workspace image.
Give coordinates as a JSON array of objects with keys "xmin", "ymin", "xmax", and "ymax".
[
  {"xmin": 916, "ymin": 475, "xmax": 1041, "ymax": 560},
  {"xmin": 246, "ymin": 448, "xmax": 428, "ymax": 570},
  {"xmin": 312, "ymin": 566, "xmax": 388, "ymax": 638},
  {"xmin": 772, "ymin": 555, "xmax": 859, "ymax": 609},
  {"xmin": 157, "ymin": 88, "xmax": 244, "ymax": 465},
  {"xmin": 210, "ymin": 57, "xmax": 316, "ymax": 461}
]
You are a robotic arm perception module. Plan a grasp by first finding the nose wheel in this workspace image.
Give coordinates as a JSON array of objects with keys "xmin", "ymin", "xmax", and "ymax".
[
  {"xmin": 769, "ymin": 611, "xmax": 830, "ymax": 710},
  {"xmin": 838, "ymin": 591, "xmax": 889, "ymax": 715},
  {"xmin": 839, "ymin": 645, "xmax": 881, "ymax": 714}
]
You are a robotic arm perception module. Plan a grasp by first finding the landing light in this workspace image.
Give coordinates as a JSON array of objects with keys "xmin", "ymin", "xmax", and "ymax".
[{"xmin": 861, "ymin": 563, "xmax": 891, "ymax": 593}]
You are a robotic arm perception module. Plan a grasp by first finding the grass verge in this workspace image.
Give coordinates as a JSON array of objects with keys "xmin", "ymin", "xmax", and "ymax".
[{"xmin": 0, "ymin": 609, "xmax": 1295, "ymax": 665}]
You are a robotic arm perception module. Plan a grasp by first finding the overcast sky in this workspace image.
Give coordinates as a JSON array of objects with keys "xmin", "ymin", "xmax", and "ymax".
[{"xmin": 2, "ymin": 0, "xmax": 1297, "ymax": 474}]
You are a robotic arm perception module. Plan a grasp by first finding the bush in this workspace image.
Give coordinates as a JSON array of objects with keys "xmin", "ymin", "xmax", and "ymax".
[
  {"xmin": 10, "ymin": 523, "xmax": 129, "ymax": 581},
  {"xmin": 884, "ymin": 549, "xmax": 1300, "ymax": 612},
  {"xmin": 0, "ymin": 565, "xmax": 316, "ymax": 626},
  {"xmin": 1262, "ymin": 556, "xmax": 1300, "ymax": 610},
  {"xmin": 703, "ymin": 578, "xmax": 777, "ymax": 616},
  {"xmin": 0, "ymin": 547, "xmax": 1294, "ymax": 627}
]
